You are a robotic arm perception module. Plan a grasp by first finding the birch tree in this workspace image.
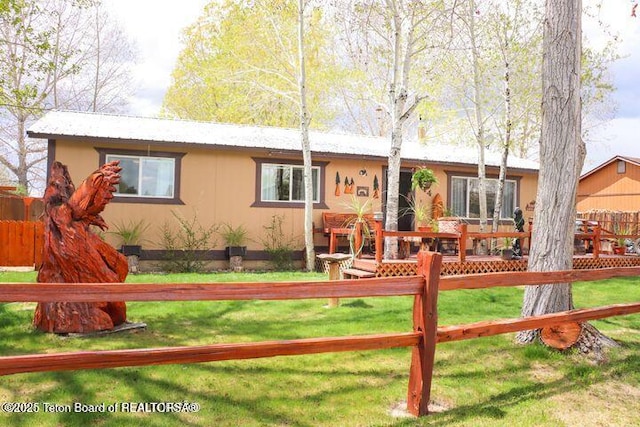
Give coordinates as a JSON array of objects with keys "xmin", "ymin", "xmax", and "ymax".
[
  {"xmin": 297, "ymin": 0, "xmax": 314, "ymax": 271},
  {"xmin": 516, "ymin": 0, "xmax": 614, "ymax": 355},
  {"xmin": 163, "ymin": 0, "xmax": 341, "ymax": 129},
  {"xmin": 486, "ymin": 1, "xmax": 542, "ymax": 237},
  {"xmin": 335, "ymin": 0, "xmax": 447, "ymax": 259}
]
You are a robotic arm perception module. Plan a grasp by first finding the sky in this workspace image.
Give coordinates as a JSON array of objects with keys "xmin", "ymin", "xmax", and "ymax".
[{"xmin": 107, "ymin": 0, "xmax": 640, "ymax": 174}]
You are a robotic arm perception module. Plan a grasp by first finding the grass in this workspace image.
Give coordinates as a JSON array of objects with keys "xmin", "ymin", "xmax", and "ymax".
[{"xmin": 0, "ymin": 271, "xmax": 639, "ymax": 426}]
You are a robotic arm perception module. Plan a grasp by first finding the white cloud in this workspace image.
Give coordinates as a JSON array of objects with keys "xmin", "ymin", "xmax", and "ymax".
[
  {"xmin": 584, "ymin": 117, "xmax": 640, "ymax": 173},
  {"xmin": 108, "ymin": 0, "xmax": 640, "ymax": 169},
  {"xmin": 106, "ymin": 0, "xmax": 210, "ymax": 117}
]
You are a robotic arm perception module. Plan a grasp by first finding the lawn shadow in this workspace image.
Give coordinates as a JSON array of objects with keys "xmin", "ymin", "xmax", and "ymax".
[
  {"xmin": 393, "ymin": 343, "xmax": 640, "ymax": 426},
  {"xmin": 342, "ymin": 299, "xmax": 374, "ymax": 308}
]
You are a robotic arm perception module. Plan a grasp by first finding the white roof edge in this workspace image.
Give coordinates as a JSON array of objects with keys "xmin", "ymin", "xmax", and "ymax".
[{"xmin": 28, "ymin": 110, "xmax": 540, "ymax": 171}]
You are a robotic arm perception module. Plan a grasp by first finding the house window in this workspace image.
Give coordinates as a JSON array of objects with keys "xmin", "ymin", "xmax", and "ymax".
[
  {"xmin": 617, "ymin": 160, "xmax": 626, "ymax": 174},
  {"xmin": 97, "ymin": 148, "xmax": 184, "ymax": 204},
  {"xmin": 261, "ymin": 163, "xmax": 320, "ymax": 202},
  {"xmin": 252, "ymin": 158, "xmax": 328, "ymax": 208},
  {"xmin": 450, "ymin": 176, "xmax": 517, "ymax": 219}
]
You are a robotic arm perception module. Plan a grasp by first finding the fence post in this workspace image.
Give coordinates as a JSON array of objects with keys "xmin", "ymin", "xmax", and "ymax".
[
  {"xmin": 407, "ymin": 250, "xmax": 442, "ymax": 416},
  {"xmin": 593, "ymin": 224, "xmax": 600, "ymax": 259},
  {"xmin": 458, "ymin": 223, "xmax": 467, "ymax": 262},
  {"xmin": 374, "ymin": 212, "xmax": 383, "ymax": 263}
]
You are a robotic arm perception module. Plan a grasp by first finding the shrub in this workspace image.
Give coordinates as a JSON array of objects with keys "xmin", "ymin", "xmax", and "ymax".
[
  {"xmin": 218, "ymin": 223, "xmax": 249, "ymax": 247},
  {"xmin": 160, "ymin": 211, "xmax": 218, "ymax": 273},
  {"xmin": 108, "ymin": 219, "xmax": 150, "ymax": 246},
  {"xmin": 261, "ymin": 215, "xmax": 299, "ymax": 271}
]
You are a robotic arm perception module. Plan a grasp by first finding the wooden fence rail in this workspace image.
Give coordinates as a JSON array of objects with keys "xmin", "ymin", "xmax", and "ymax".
[
  {"xmin": 0, "ymin": 257, "xmax": 440, "ymax": 417},
  {"xmin": 1, "ymin": 252, "xmax": 640, "ymax": 417}
]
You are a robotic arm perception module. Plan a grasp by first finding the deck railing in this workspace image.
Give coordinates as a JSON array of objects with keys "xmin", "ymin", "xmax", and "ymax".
[
  {"xmin": 371, "ymin": 218, "xmax": 640, "ymax": 263},
  {"xmin": 2, "ymin": 252, "xmax": 640, "ymax": 417},
  {"xmin": 372, "ymin": 219, "xmax": 531, "ymax": 263}
]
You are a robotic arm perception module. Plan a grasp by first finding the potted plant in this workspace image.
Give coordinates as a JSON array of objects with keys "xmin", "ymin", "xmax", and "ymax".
[
  {"xmin": 497, "ymin": 237, "xmax": 514, "ymax": 260},
  {"xmin": 108, "ymin": 219, "xmax": 149, "ymax": 273},
  {"xmin": 411, "ymin": 167, "xmax": 438, "ymax": 192},
  {"xmin": 219, "ymin": 223, "xmax": 249, "ymax": 271},
  {"xmin": 109, "ymin": 219, "xmax": 149, "ymax": 257},
  {"xmin": 613, "ymin": 224, "xmax": 631, "ymax": 255},
  {"xmin": 343, "ymin": 196, "xmax": 373, "ymax": 258},
  {"xmin": 401, "ymin": 195, "xmax": 432, "ymax": 231}
]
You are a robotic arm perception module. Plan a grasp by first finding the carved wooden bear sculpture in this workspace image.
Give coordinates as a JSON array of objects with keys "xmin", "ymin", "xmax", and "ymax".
[{"xmin": 34, "ymin": 161, "xmax": 128, "ymax": 333}]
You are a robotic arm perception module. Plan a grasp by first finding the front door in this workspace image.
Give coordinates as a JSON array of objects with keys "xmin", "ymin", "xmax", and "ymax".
[{"xmin": 382, "ymin": 168, "xmax": 414, "ymax": 231}]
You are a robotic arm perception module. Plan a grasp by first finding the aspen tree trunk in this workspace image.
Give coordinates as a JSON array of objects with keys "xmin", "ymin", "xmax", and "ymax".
[
  {"xmin": 516, "ymin": 0, "xmax": 614, "ymax": 355},
  {"xmin": 491, "ymin": 33, "xmax": 512, "ymax": 240},
  {"xmin": 383, "ymin": 4, "xmax": 407, "ymax": 260},
  {"xmin": 469, "ymin": 0, "xmax": 488, "ymax": 254},
  {"xmin": 383, "ymin": 1, "xmax": 424, "ymax": 259},
  {"xmin": 298, "ymin": 0, "xmax": 315, "ymax": 271}
]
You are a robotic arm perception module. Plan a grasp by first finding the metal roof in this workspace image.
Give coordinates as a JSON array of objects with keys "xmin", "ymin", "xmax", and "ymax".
[{"xmin": 28, "ymin": 110, "xmax": 539, "ymax": 171}]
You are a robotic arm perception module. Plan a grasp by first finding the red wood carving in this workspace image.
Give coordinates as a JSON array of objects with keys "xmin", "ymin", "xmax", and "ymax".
[{"xmin": 34, "ymin": 161, "xmax": 128, "ymax": 334}]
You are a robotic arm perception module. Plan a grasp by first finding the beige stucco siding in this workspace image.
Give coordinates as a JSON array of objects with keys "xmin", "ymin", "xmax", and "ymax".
[{"xmin": 53, "ymin": 139, "xmax": 538, "ymax": 250}]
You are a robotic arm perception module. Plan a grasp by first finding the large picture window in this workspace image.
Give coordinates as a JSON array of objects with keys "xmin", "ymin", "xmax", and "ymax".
[
  {"xmin": 106, "ymin": 154, "xmax": 175, "ymax": 198},
  {"xmin": 261, "ymin": 163, "xmax": 320, "ymax": 202},
  {"xmin": 252, "ymin": 158, "xmax": 328, "ymax": 208},
  {"xmin": 450, "ymin": 176, "xmax": 517, "ymax": 219},
  {"xmin": 97, "ymin": 148, "xmax": 184, "ymax": 204}
]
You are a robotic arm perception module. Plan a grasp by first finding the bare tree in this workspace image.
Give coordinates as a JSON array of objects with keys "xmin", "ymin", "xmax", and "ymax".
[
  {"xmin": 516, "ymin": 0, "xmax": 614, "ymax": 356},
  {"xmin": 0, "ymin": 0, "xmax": 135, "ymax": 194},
  {"xmin": 56, "ymin": 1, "xmax": 136, "ymax": 112},
  {"xmin": 487, "ymin": 0, "xmax": 542, "ymax": 238},
  {"xmin": 335, "ymin": 0, "xmax": 448, "ymax": 259}
]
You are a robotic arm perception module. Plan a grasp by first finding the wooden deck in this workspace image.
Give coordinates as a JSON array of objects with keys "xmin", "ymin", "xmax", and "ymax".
[{"xmin": 318, "ymin": 252, "xmax": 640, "ymax": 277}]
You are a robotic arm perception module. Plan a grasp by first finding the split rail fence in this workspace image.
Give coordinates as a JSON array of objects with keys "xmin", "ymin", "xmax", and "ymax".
[{"xmin": 1, "ymin": 251, "xmax": 640, "ymax": 417}]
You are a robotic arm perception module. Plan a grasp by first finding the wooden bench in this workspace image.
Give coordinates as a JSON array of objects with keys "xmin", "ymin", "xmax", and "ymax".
[
  {"xmin": 315, "ymin": 212, "xmax": 376, "ymax": 254},
  {"xmin": 342, "ymin": 268, "xmax": 376, "ymax": 279}
]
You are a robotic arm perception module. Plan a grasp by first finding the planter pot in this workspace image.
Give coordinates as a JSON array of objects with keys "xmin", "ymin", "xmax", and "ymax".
[
  {"xmin": 121, "ymin": 245, "xmax": 142, "ymax": 257},
  {"xmin": 501, "ymin": 249, "xmax": 514, "ymax": 260},
  {"xmin": 614, "ymin": 246, "xmax": 626, "ymax": 255},
  {"xmin": 225, "ymin": 246, "xmax": 247, "ymax": 258},
  {"xmin": 417, "ymin": 226, "xmax": 433, "ymax": 232}
]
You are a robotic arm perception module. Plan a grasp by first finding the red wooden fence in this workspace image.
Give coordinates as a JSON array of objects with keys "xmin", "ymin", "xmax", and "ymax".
[
  {"xmin": 0, "ymin": 221, "xmax": 44, "ymax": 267},
  {"xmin": 1, "ymin": 251, "xmax": 640, "ymax": 417}
]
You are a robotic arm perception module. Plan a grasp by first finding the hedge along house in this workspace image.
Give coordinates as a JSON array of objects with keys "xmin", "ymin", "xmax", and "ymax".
[{"xmin": 27, "ymin": 110, "xmax": 539, "ymax": 270}]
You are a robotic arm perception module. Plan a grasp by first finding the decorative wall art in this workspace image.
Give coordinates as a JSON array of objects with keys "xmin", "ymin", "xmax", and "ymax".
[{"xmin": 373, "ymin": 175, "xmax": 380, "ymax": 199}]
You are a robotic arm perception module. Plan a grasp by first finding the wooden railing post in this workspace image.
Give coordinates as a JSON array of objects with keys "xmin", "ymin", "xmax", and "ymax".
[
  {"xmin": 593, "ymin": 224, "xmax": 600, "ymax": 259},
  {"xmin": 458, "ymin": 223, "xmax": 467, "ymax": 262},
  {"xmin": 407, "ymin": 250, "xmax": 442, "ymax": 417},
  {"xmin": 374, "ymin": 212, "xmax": 383, "ymax": 263}
]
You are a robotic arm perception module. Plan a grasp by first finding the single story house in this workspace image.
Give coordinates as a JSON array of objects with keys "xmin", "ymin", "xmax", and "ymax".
[
  {"xmin": 27, "ymin": 110, "xmax": 539, "ymax": 268},
  {"xmin": 577, "ymin": 156, "xmax": 640, "ymax": 212}
]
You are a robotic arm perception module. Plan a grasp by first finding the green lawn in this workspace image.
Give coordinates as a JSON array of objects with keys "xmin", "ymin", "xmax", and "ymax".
[{"xmin": 0, "ymin": 271, "xmax": 639, "ymax": 426}]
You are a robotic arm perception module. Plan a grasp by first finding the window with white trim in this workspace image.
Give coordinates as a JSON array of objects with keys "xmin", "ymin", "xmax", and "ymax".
[
  {"xmin": 260, "ymin": 163, "xmax": 320, "ymax": 203},
  {"xmin": 106, "ymin": 154, "xmax": 176, "ymax": 198},
  {"xmin": 450, "ymin": 176, "xmax": 517, "ymax": 219}
]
